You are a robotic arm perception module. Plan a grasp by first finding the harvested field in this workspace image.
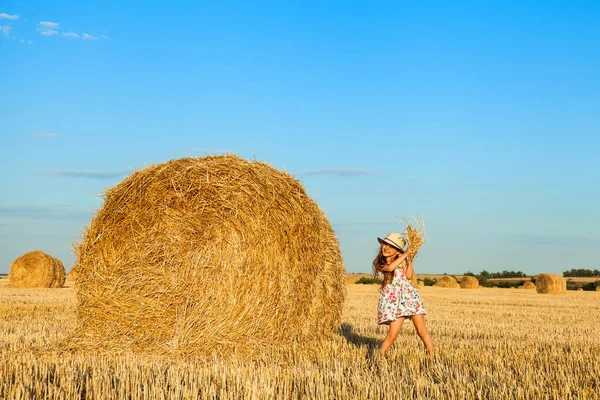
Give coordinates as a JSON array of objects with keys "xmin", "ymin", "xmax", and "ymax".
[{"xmin": 1, "ymin": 278, "xmax": 599, "ymax": 399}]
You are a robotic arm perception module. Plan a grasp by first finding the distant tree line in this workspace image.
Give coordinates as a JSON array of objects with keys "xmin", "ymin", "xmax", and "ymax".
[
  {"xmin": 563, "ymin": 269, "xmax": 600, "ymax": 277},
  {"xmin": 464, "ymin": 270, "xmax": 528, "ymax": 282}
]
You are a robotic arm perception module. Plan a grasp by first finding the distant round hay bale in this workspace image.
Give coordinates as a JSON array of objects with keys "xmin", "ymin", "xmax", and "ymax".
[
  {"xmin": 596, "ymin": 286, "xmax": 600, "ymax": 292},
  {"xmin": 577, "ymin": 288, "xmax": 584, "ymax": 291},
  {"xmin": 72, "ymin": 155, "xmax": 346, "ymax": 356},
  {"xmin": 535, "ymin": 273, "xmax": 566, "ymax": 294},
  {"xmin": 460, "ymin": 276, "xmax": 479, "ymax": 289},
  {"xmin": 8, "ymin": 250, "xmax": 62, "ymax": 288},
  {"xmin": 416, "ymin": 280, "xmax": 424, "ymax": 288},
  {"xmin": 519, "ymin": 281, "xmax": 536, "ymax": 289},
  {"xmin": 50, "ymin": 257, "xmax": 66, "ymax": 288},
  {"xmin": 66, "ymin": 267, "xmax": 79, "ymax": 282},
  {"xmin": 434, "ymin": 276, "xmax": 459, "ymax": 288}
]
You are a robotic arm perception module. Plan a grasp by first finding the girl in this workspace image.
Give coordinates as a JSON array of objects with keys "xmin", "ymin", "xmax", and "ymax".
[{"xmin": 373, "ymin": 232, "xmax": 434, "ymax": 357}]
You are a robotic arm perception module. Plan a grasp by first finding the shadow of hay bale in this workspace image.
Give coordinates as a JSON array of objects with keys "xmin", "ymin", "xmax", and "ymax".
[{"xmin": 70, "ymin": 155, "xmax": 346, "ymax": 357}]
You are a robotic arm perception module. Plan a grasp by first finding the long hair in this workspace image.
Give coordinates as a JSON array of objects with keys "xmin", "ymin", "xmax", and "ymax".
[{"xmin": 372, "ymin": 246, "xmax": 402, "ymax": 287}]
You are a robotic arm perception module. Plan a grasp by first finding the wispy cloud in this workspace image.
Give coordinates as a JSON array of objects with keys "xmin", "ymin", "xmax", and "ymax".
[
  {"xmin": 0, "ymin": 206, "xmax": 92, "ymax": 220},
  {"xmin": 82, "ymin": 33, "xmax": 99, "ymax": 40},
  {"xmin": 19, "ymin": 39, "xmax": 33, "ymax": 44},
  {"xmin": 507, "ymin": 233, "xmax": 597, "ymax": 247},
  {"xmin": 0, "ymin": 25, "xmax": 11, "ymax": 37},
  {"xmin": 39, "ymin": 21, "xmax": 59, "ymax": 29},
  {"xmin": 39, "ymin": 169, "xmax": 133, "ymax": 179},
  {"xmin": 62, "ymin": 31, "xmax": 79, "ymax": 38},
  {"xmin": 0, "ymin": 13, "xmax": 19, "ymax": 20},
  {"xmin": 40, "ymin": 29, "xmax": 58, "ymax": 36},
  {"xmin": 30, "ymin": 131, "xmax": 58, "ymax": 137},
  {"xmin": 295, "ymin": 168, "xmax": 377, "ymax": 177},
  {"xmin": 38, "ymin": 21, "xmax": 60, "ymax": 36},
  {"xmin": 0, "ymin": 220, "xmax": 26, "ymax": 226}
]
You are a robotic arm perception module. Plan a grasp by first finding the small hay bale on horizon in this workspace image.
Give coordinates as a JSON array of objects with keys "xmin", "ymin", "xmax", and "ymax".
[
  {"xmin": 51, "ymin": 257, "xmax": 66, "ymax": 288},
  {"xmin": 536, "ymin": 273, "xmax": 566, "ymax": 294},
  {"xmin": 434, "ymin": 276, "xmax": 459, "ymax": 288},
  {"xmin": 8, "ymin": 250, "xmax": 65, "ymax": 288},
  {"xmin": 416, "ymin": 280, "xmax": 424, "ymax": 288},
  {"xmin": 519, "ymin": 281, "xmax": 536, "ymax": 289},
  {"xmin": 460, "ymin": 276, "xmax": 479, "ymax": 289},
  {"xmin": 596, "ymin": 286, "xmax": 600, "ymax": 292},
  {"xmin": 71, "ymin": 155, "xmax": 346, "ymax": 357},
  {"xmin": 66, "ymin": 267, "xmax": 79, "ymax": 282}
]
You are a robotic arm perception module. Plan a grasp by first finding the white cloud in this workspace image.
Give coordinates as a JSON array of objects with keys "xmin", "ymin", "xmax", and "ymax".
[
  {"xmin": 39, "ymin": 21, "xmax": 59, "ymax": 29},
  {"xmin": 100, "ymin": 34, "xmax": 108, "ymax": 39},
  {"xmin": 30, "ymin": 131, "xmax": 58, "ymax": 137},
  {"xmin": 62, "ymin": 32, "xmax": 79, "ymax": 38},
  {"xmin": 82, "ymin": 33, "xmax": 99, "ymax": 41},
  {"xmin": 0, "ymin": 25, "xmax": 11, "ymax": 37},
  {"xmin": 0, "ymin": 13, "xmax": 19, "ymax": 20},
  {"xmin": 40, "ymin": 29, "xmax": 58, "ymax": 36}
]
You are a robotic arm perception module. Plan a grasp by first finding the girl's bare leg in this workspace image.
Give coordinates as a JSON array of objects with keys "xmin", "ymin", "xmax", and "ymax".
[
  {"xmin": 411, "ymin": 314, "xmax": 434, "ymax": 356},
  {"xmin": 379, "ymin": 317, "xmax": 406, "ymax": 356}
]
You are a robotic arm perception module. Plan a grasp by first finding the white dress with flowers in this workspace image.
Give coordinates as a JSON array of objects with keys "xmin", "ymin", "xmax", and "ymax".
[{"xmin": 377, "ymin": 267, "xmax": 426, "ymax": 325}]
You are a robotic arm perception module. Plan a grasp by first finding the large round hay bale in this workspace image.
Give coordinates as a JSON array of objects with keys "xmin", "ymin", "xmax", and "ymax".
[
  {"xmin": 8, "ymin": 250, "xmax": 60, "ymax": 288},
  {"xmin": 535, "ymin": 273, "xmax": 566, "ymax": 294},
  {"xmin": 519, "ymin": 281, "xmax": 536, "ymax": 289},
  {"xmin": 416, "ymin": 280, "xmax": 424, "ymax": 288},
  {"xmin": 72, "ymin": 155, "xmax": 346, "ymax": 356},
  {"xmin": 434, "ymin": 276, "xmax": 459, "ymax": 288},
  {"xmin": 460, "ymin": 276, "xmax": 479, "ymax": 289}
]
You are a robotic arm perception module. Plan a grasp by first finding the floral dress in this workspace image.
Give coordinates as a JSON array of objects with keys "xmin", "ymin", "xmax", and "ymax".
[{"xmin": 377, "ymin": 267, "xmax": 426, "ymax": 325}]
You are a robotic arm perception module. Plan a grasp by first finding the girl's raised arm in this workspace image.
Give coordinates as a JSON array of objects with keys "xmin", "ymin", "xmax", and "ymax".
[
  {"xmin": 403, "ymin": 259, "xmax": 414, "ymax": 280},
  {"xmin": 376, "ymin": 248, "xmax": 411, "ymax": 272}
]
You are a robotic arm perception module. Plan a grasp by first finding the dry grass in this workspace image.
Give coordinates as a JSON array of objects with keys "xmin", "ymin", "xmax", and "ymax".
[
  {"xmin": 72, "ymin": 155, "xmax": 345, "ymax": 357},
  {"xmin": 1, "ymin": 278, "xmax": 599, "ymax": 399},
  {"xmin": 401, "ymin": 216, "xmax": 426, "ymax": 262}
]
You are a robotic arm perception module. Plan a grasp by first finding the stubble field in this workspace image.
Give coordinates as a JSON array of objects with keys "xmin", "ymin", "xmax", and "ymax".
[{"xmin": 1, "ymin": 276, "xmax": 599, "ymax": 399}]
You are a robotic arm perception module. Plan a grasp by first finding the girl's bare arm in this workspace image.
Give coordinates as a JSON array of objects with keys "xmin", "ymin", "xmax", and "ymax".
[
  {"xmin": 376, "ymin": 250, "xmax": 411, "ymax": 272},
  {"xmin": 403, "ymin": 259, "xmax": 414, "ymax": 280}
]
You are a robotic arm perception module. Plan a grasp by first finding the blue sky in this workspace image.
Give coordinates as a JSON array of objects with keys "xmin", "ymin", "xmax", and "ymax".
[{"xmin": 1, "ymin": 1, "xmax": 599, "ymax": 275}]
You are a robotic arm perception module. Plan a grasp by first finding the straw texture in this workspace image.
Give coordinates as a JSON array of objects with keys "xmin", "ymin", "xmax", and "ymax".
[
  {"xmin": 460, "ymin": 276, "xmax": 479, "ymax": 289},
  {"xmin": 71, "ymin": 155, "xmax": 346, "ymax": 357},
  {"xmin": 402, "ymin": 216, "xmax": 426, "ymax": 262},
  {"xmin": 434, "ymin": 276, "xmax": 459, "ymax": 288},
  {"xmin": 519, "ymin": 281, "xmax": 536, "ymax": 290},
  {"xmin": 9, "ymin": 250, "xmax": 65, "ymax": 288},
  {"xmin": 535, "ymin": 273, "xmax": 566, "ymax": 294}
]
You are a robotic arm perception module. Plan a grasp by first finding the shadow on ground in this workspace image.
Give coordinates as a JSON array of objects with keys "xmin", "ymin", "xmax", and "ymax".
[{"xmin": 339, "ymin": 322, "xmax": 380, "ymax": 359}]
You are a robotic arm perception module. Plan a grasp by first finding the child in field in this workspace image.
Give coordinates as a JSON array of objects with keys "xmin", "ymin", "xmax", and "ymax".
[{"xmin": 373, "ymin": 232, "xmax": 434, "ymax": 357}]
